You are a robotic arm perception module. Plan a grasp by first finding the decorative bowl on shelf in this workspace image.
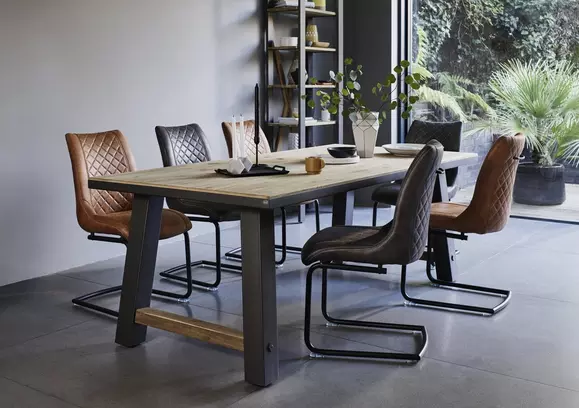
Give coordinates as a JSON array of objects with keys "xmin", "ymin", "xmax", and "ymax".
[
  {"xmin": 327, "ymin": 146, "xmax": 357, "ymax": 158},
  {"xmin": 280, "ymin": 37, "xmax": 298, "ymax": 47},
  {"xmin": 312, "ymin": 41, "xmax": 330, "ymax": 48}
]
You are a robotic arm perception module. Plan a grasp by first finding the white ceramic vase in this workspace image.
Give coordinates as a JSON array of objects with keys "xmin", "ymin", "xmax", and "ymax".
[
  {"xmin": 352, "ymin": 112, "xmax": 379, "ymax": 158},
  {"xmin": 321, "ymin": 109, "xmax": 331, "ymax": 122}
]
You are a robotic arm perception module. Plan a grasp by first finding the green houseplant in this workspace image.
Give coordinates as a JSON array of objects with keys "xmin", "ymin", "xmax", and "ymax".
[
  {"xmin": 486, "ymin": 59, "xmax": 579, "ymax": 205},
  {"xmin": 303, "ymin": 58, "xmax": 424, "ymax": 158}
]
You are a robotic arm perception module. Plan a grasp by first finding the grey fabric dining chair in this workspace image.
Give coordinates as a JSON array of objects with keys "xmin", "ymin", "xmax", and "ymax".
[
  {"xmin": 156, "ymin": 123, "xmax": 243, "ymax": 291},
  {"xmin": 301, "ymin": 140, "xmax": 444, "ymax": 361},
  {"xmin": 372, "ymin": 120, "xmax": 462, "ymax": 226}
]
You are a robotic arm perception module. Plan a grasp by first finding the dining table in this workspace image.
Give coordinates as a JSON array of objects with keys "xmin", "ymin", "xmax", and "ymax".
[{"xmin": 89, "ymin": 144, "xmax": 478, "ymax": 387}]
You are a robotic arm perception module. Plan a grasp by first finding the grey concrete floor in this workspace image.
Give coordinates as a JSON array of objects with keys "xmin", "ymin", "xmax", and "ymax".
[{"xmin": 2, "ymin": 208, "xmax": 579, "ymax": 407}]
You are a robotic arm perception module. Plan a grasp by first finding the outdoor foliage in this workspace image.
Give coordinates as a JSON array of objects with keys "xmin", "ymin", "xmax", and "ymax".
[
  {"xmin": 484, "ymin": 60, "xmax": 579, "ymax": 166},
  {"xmin": 412, "ymin": 28, "xmax": 493, "ymax": 122},
  {"xmin": 415, "ymin": 0, "xmax": 579, "ymax": 122}
]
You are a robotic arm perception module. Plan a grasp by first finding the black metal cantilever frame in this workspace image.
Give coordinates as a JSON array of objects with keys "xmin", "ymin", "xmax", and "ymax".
[
  {"xmin": 304, "ymin": 262, "xmax": 428, "ymax": 362},
  {"xmin": 72, "ymin": 232, "xmax": 194, "ymax": 318},
  {"xmin": 401, "ymin": 230, "xmax": 511, "ymax": 315},
  {"xmin": 159, "ymin": 215, "xmax": 242, "ymax": 291},
  {"xmin": 225, "ymin": 200, "xmax": 321, "ymax": 266}
]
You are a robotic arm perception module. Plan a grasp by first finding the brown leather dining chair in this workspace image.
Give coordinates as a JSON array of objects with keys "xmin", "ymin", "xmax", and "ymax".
[
  {"xmin": 221, "ymin": 120, "xmax": 321, "ymax": 264},
  {"xmin": 66, "ymin": 130, "xmax": 195, "ymax": 317},
  {"xmin": 401, "ymin": 133, "xmax": 525, "ymax": 315},
  {"xmin": 300, "ymin": 140, "xmax": 444, "ymax": 361}
]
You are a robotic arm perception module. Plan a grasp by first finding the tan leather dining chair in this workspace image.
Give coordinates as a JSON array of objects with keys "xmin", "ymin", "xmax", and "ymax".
[
  {"xmin": 66, "ymin": 130, "xmax": 194, "ymax": 317},
  {"xmin": 221, "ymin": 120, "xmax": 321, "ymax": 265},
  {"xmin": 401, "ymin": 133, "xmax": 525, "ymax": 315}
]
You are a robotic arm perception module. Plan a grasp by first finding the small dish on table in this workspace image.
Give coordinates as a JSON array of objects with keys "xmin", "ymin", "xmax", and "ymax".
[
  {"xmin": 381, "ymin": 143, "xmax": 427, "ymax": 157},
  {"xmin": 327, "ymin": 145, "xmax": 357, "ymax": 158}
]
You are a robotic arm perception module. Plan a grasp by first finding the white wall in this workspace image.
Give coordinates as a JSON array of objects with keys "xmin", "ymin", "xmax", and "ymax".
[{"xmin": 0, "ymin": 0, "xmax": 262, "ymax": 286}]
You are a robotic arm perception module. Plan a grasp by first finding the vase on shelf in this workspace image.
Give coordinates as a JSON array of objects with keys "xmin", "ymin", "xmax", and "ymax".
[
  {"xmin": 314, "ymin": 0, "xmax": 326, "ymax": 10},
  {"xmin": 352, "ymin": 112, "xmax": 379, "ymax": 158},
  {"xmin": 321, "ymin": 109, "xmax": 331, "ymax": 122},
  {"xmin": 306, "ymin": 24, "xmax": 319, "ymax": 45}
]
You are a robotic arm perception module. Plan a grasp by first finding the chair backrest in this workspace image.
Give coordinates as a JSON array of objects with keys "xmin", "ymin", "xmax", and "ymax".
[
  {"xmin": 221, "ymin": 120, "xmax": 271, "ymax": 159},
  {"xmin": 458, "ymin": 133, "xmax": 525, "ymax": 234},
  {"xmin": 156, "ymin": 123, "xmax": 213, "ymax": 167},
  {"xmin": 378, "ymin": 140, "xmax": 444, "ymax": 265},
  {"xmin": 65, "ymin": 130, "xmax": 135, "ymax": 227},
  {"xmin": 407, "ymin": 120, "xmax": 463, "ymax": 188}
]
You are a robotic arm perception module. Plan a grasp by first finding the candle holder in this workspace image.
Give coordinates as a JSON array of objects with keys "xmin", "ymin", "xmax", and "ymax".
[{"xmin": 214, "ymin": 84, "xmax": 290, "ymax": 178}]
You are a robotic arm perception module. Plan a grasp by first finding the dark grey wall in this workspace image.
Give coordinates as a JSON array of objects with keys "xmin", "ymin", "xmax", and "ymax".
[
  {"xmin": 0, "ymin": 0, "xmax": 262, "ymax": 286},
  {"xmin": 344, "ymin": 0, "xmax": 393, "ymax": 146},
  {"xmin": 343, "ymin": 0, "xmax": 394, "ymax": 206}
]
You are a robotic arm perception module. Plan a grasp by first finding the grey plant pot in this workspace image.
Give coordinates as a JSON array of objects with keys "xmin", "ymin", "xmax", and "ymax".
[{"xmin": 513, "ymin": 163, "xmax": 566, "ymax": 206}]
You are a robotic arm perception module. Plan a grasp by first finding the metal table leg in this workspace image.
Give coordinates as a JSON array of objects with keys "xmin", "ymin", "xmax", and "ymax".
[
  {"xmin": 431, "ymin": 171, "xmax": 456, "ymax": 282},
  {"xmin": 332, "ymin": 191, "xmax": 355, "ymax": 226},
  {"xmin": 241, "ymin": 209, "xmax": 278, "ymax": 387},
  {"xmin": 115, "ymin": 194, "xmax": 163, "ymax": 347}
]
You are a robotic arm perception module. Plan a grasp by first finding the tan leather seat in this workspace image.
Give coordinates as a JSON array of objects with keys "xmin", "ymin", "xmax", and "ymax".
[
  {"xmin": 430, "ymin": 133, "xmax": 525, "ymax": 234},
  {"xmin": 66, "ymin": 130, "xmax": 191, "ymax": 241}
]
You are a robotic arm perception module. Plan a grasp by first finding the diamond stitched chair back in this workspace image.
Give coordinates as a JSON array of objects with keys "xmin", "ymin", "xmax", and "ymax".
[
  {"xmin": 67, "ymin": 130, "xmax": 134, "ymax": 230},
  {"xmin": 221, "ymin": 120, "xmax": 271, "ymax": 159},
  {"xmin": 157, "ymin": 123, "xmax": 213, "ymax": 167}
]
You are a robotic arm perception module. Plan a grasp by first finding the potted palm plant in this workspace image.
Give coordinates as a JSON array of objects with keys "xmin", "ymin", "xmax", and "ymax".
[
  {"xmin": 303, "ymin": 58, "xmax": 424, "ymax": 158},
  {"xmin": 486, "ymin": 60, "xmax": 579, "ymax": 205}
]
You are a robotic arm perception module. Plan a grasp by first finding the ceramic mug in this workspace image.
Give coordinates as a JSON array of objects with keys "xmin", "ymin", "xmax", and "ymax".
[{"xmin": 305, "ymin": 156, "xmax": 326, "ymax": 175}]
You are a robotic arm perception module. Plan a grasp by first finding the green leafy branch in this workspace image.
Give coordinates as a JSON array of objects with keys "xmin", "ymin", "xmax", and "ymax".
[{"xmin": 302, "ymin": 58, "xmax": 425, "ymax": 125}]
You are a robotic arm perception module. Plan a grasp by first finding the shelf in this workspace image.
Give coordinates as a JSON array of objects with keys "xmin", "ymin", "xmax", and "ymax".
[
  {"xmin": 306, "ymin": 84, "xmax": 336, "ymax": 89},
  {"xmin": 268, "ymin": 84, "xmax": 336, "ymax": 89},
  {"xmin": 268, "ymin": 120, "xmax": 337, "ymax": 127},
  {"xmin": 267, "ymin": 7, "xmax": 337, "ymax": 17},
  {"xmin": 268, "ymin": 46, "xmax": 336, "ymax": 53}
]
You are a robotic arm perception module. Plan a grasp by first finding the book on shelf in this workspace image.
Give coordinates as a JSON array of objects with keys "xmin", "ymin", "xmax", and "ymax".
[
  {"xmin": 277, "ymin": 117, "xmax": 317, "ymax": 125},
  {"xmin": 269, "ymin": 1, "xmax": 316, "ymax": 8}
]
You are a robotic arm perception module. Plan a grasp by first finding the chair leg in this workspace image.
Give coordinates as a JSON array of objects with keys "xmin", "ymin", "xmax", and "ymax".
[
  {"xmin": 160, "ymin": 224, "xmax": 242, "ymax": 291},
  {"xmin": 72, "ymin": 286, "xmax": 122, "ymax": 317},
  {"xmin": 314, "ymin": 199, "xmax": 321, "ymax": 232},
  {"xmin": 401, "ymin": 238, "xmax": 511, "ymax": 315},
  {"xmin": 226, "ymin": 208, "xmax": 291, "ymax": 266},
  {"xmin": 275, "ymin": 207, "xmax": 288, "ymax": 266},
  {"xmin": 73, "ymin": 232, "xmax": 195, "ymax": 316},
  {"xmin": 372, "ymin": 201, "xmax": 378, "ymax": 227},
  {"xmin": 304, "ymin": 263, "xmax": 427, "ymax": 361}
]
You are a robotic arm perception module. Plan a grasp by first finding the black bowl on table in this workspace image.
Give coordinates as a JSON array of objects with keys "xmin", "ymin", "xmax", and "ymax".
[{"xmin": 327, "ymin": 146, "xmax": 357, "ymax": 159}]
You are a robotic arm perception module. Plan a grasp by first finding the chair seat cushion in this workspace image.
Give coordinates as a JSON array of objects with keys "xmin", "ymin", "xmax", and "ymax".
[
  {"xmin": 166, "ymin": 198, "xmax": 240, "ymax": 222},
  {"xmin": 429, "ymin": 202, "xmax": 468, "ymax": 231},
  {"xmin": 301, "ymin": 225, "xmax": 387, "ymax": 265},
  {"xmin": 88, "ymin": 209, "xmax": 192, "ymax": 241}
]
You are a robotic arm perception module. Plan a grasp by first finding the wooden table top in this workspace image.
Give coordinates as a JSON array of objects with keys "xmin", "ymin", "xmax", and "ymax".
[{"xmin": 89, "ymin": 145, "xmax": 477, "ymax": 209}]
